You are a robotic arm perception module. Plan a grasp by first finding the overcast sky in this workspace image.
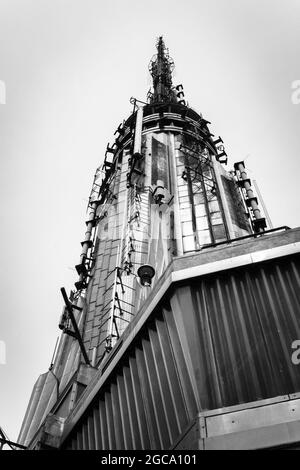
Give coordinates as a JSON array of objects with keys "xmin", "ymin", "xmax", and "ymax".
[{"xmin": 0, "ymin": 0, "xmax": 299, "ymax": 443}]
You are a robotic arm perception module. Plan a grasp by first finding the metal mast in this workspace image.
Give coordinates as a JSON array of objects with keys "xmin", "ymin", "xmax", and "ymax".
[{"xmin": 149, "ymin": 36, "xmax": 176, "ymax": 103}]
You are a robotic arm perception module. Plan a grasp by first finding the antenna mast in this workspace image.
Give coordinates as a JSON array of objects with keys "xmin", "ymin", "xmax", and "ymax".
[{"xmin": 148, "ymin": 36, "xmax": 176, "ymax": 103}]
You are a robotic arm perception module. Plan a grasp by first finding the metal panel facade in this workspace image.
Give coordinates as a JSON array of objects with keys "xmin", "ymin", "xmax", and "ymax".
[{"xmin": 62, "ymin": 253, "xmax": 300, "ymax": 449}]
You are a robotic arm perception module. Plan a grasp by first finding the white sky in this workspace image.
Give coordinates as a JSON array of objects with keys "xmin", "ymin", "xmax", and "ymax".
[{"xmin": 0, "ymin": 0, "xmax": 299, "ymax": 443}]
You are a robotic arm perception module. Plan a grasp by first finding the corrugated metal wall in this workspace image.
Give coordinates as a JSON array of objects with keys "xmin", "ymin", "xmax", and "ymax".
[{"xmin": 62, "ymin": 254, "xmax": 300, "ymax": 450}]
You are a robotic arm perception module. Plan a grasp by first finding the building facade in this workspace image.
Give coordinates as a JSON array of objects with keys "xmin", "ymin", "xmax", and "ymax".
[{"xmin": 18, "ymin": 38, "xmax": 300, "ymax": 450}]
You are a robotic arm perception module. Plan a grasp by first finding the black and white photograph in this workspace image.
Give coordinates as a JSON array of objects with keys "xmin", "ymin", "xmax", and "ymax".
[{"xmin": 0, "ymin": 0, "xmax": 300, "ymax": 455}]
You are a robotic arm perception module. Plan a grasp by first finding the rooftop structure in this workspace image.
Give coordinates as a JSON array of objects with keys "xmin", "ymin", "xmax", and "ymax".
[{"xmin": 17, "ymin": 37, "xmax": 300, "ymax": 451}]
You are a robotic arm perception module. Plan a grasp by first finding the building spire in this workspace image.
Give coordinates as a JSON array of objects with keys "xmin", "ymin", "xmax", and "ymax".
[{"xmin": 148, "ymin": 36, "xmax": 176, "ymax": 104}]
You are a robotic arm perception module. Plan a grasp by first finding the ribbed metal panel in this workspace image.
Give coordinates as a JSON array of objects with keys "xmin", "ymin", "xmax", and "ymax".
[{"xmin": 62, "ymin": 254, "xmax": 300, "ymax": 450}]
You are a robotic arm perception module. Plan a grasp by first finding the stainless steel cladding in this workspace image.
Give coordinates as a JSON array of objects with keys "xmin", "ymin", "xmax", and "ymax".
[{"xmin": 61, "ymin": 237, "xmax": 300, "ymax": 450}]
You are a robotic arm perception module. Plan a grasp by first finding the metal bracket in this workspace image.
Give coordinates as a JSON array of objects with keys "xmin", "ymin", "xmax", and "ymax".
[{"xmin": 60, "ymin": 287, "xmax": 90, "ymax": 365}]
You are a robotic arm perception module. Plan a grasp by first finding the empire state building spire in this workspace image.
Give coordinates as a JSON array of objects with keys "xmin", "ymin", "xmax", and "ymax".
[
  {"xmin": 149, "ymin": 36, "xmax": 177, "ymax": 103},
  {"xmin": 18, "ymin": 37, "xmax": 300, "ymax": 453}
]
